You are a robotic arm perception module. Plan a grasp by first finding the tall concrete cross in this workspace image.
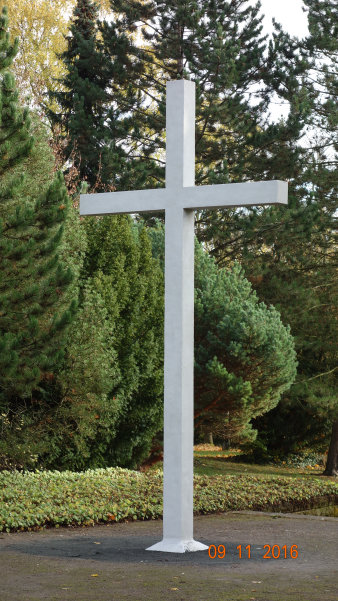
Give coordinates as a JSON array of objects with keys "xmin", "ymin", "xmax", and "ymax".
[{"xmin": 80, "ymin": 79, "xmax": 288, "ymax": 553}]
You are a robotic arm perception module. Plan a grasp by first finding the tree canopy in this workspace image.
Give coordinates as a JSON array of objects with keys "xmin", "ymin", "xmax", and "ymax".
[{"xmin": 0, "ymin": 7, "xmax": 77, "ymax": 467}]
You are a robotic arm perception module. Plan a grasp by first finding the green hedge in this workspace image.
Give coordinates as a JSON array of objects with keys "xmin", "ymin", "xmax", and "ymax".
[{"xmin": 0, "ymin": 468, "xmax": 337, "ymax": 532}]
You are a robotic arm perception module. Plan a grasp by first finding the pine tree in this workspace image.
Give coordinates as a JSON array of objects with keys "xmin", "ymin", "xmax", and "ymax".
[
  {"xmin": 244, "ymin": 1, "xmax": 337, "ymax": 470},
  {"xmin": 303, "ymin": 0, "xmax": 337, "ymax": 157},
  {"xmin": 103, "ymin": 2, "xmax": 319, "ymax": 291},
  {"xmin": 105, "ymin": 0, "xmax": 310, "ymax": 191},
  {"xmin": 300, "ymin": 0, "xmax": 337, "ymax": 475},
  {"xmin": 0, "ymin": 7, "xmax": 76, "ymax": 467},
  {"xmin": 0, "ymin": 7, "xmax": 32, "ymax": 193},
  {"xmin": 194, "ymin": 242, "xmax": 297, "ymax": 445},
  {"xmin": 148, "ymin": 223, "xmax": 297, "ymax": 447}
]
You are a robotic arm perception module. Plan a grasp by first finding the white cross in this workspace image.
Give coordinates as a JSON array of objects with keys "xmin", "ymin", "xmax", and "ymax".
[{"xmin": 80, "ymin": 80, "xmax": 288, "ymax": 553}]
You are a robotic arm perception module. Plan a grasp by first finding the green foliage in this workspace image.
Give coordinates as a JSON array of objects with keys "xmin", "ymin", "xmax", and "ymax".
[
  {"xmin": 0, "ymin": 3, "xmax": 163, "ymax": 471},
  {"xmin": 0, "ymin": 11, "xmax": 79, "ymax": 468},
  {"xmin": 248, "ymin": 1, "xmax": 338, "ymax": 458},
  {"xmin": 0, "ymin": 7, "xmax": 33, "ymax": 197},
  {"xmin": 81, "ymin": 215, "xmax": 164, "ymax": 468},
  {"xmin": 132, "ymin": 0, "xmax": 337, "ymax": 459},
  {"xmin": 0, "ymin": 11, "xmax": 76, "ymax": 411},
  {"xmin": 240, "ymin": 438, "xmax": 272, "ymax": 464},
  {"xmin": 303, "ymin": 0, "xmax": 337, "ymax": 146},
  {"xmin": 0, "ymin": 467, "xmax": 336, "ymax": 532},
  {"xmin": 1, "ymin": 112, "xmax": 56, "ymax": 205},
  {"xmin": 18, "ymin": 283, "xmax": 122, "ymax": 471},
  {"xmin": 1, "ymin": 170, "xmax": 75, "ymax": 393},
  {"xmin": 0, "ymin": 6, "xmax": 18, "ymax": 70},
  {"xmin": 48, "ymin": 0, "xmax": 146, "ymax": 192},
  {"xmin": 0, "ymin": 199, "xmax": 128, "ymax": 472},
  {"xmin": 277, "ymin": 451, "xmax": 326, "ymax": 469},
  {"xmin": 49, "ymin": 0, "xmax": 107, "ymax": 187},
  {"xmin": 194, "ymin": 242, "xmax": 297, "ymax": 443},
  {"xmin": 101, "ymin": 0, "xmax": 331, "ymax": 457},
  {"xmin": 106, "ymin": 0, "xmax": 310, "ymax": 189},
  {"xmin": 149, "ymin": 223, "xmax": 297, "ymax": 444},
  {"xmin": 253, "ymin": 378, "xmax": 337, "ymax": 459}
]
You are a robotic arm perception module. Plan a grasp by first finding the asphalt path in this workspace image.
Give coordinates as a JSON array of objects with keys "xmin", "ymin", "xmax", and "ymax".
[{"xmin": 0, "ymin": 511, "xmax": 337, "ymax": 601}]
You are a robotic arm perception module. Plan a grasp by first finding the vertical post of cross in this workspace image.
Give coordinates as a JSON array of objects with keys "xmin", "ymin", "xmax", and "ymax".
[
  {"xmin": 165, "ymin": 79, "xmax": 195, "ymax": 189},
  {"xmin": 147, "ymin": 80, "xmax": 208, "ymax": 553},
  {"xmin": 164, "ymin": 79, "xmax": 195, "ymax": 548}
]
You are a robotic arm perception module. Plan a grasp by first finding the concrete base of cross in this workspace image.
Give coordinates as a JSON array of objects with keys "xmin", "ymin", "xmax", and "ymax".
[{"xmin": 146, "ymin": 538, "xmax": 209, "ymax": 553}]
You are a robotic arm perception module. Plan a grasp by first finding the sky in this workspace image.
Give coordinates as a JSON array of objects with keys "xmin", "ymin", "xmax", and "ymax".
[{"xmin": 258, "ymin": 0, "xmax": 309, "ymax": 38}]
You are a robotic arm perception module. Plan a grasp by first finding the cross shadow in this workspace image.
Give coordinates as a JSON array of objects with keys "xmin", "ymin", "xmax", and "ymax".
[{"xmin": 1, "ymin": 534, "xmax": 289, "ymax": 566}]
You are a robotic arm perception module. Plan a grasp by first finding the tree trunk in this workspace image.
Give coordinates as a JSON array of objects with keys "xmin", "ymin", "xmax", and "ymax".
[
  {"xmin": 222, "ymin": 439, "xmax": 231, "ymax": 450},
  {"xmin": 323, "ymin": 419, "xmax": 338, "ymax": 477},
  {"xmin": 207, "ymin": 431, "xmax": 214, "ymax": 445}
]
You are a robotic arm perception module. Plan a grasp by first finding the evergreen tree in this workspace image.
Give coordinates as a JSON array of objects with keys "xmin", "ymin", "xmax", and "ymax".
[
  {"xmin": 242, "ymin": 2, "xmax": 337, "ymax": 470},
  {"xmin": 0, "ymin": 162, "xmax": 124, "ymax": 472},
  {"xmin": 148, "ymin": 223, "xmax": 297, "ymax": 446},
  {"xmin": 303, "ymin": 0, "xmax": 337, "ymax": 477},
  {"xmin": 194, "ymin": 242, "xmax": 297, "ymax": 445},
  {"xmin": 0, "ymin": 7, "xmax": 31, "ymax": 190},
  {"xmin": 48, "ymin": 0, "xmax": 108, "ymax": 187},
  {"xmin": 22, "ymin": 281, "xmax": 122, "ymax": 472},
  {"xmin": 44, "ymin": 0, "xmax": 165, "ymax": 469},
  {"xmin": 249, "ymin": 159, "xmax": 336, "ymax": 464},
  {"xmin": 0, "ymin": 7, "xmax": 76, "ymax": 468},
  {"xmin": 105, "ymin": 0, "xmax": 337, "ymax": 467},
  {"xmin": 81, "ymin": 215, "xmax": 164, "ymax": 468},
  {"xmin": 105, "ymin": 0, "xmax": 310, "ymax": 191},
  {"xmin": 48, "ymin": 0, "xmax": 146, "ymax": 192},
  {"xmin": 303, "ymin": 0, "xmax": 337, "ymax": 158}
]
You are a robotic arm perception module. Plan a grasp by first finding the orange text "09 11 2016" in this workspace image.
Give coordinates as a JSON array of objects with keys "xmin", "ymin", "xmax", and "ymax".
[{"xmin": 208, "ymin": 544, "xmax": 299, "ymax": 559}]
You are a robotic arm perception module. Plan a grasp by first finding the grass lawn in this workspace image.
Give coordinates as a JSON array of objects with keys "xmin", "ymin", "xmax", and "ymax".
[
  {"xmin": 0, "ymin": 452, "xmax": 337, "ymax": 534},
  {"xmin": 193, "ymin": 456, "xmax": 325, "ymax": 479}
]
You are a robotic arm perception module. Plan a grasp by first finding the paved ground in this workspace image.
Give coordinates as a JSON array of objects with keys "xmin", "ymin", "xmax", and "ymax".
[{"xmin": 0, "ymin": 511, "xmax": 337, "ymax": 601}]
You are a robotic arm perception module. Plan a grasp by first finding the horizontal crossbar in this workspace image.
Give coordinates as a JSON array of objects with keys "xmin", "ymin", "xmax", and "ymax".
[{"xmin": 80, "ymin": 180, "xmax": 288, "ymax": 216}]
